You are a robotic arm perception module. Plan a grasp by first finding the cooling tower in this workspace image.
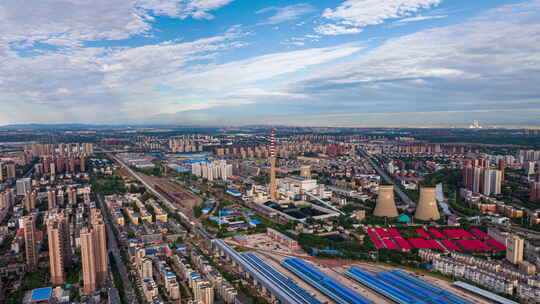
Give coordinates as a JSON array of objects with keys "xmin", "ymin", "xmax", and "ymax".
[
  {"xmin": 414, "ymin": 186, "xmax": 440, "ymax": 221},
  {"xmin": 373, "ymin": 185, "xmax": 398, "ymax": 217}
]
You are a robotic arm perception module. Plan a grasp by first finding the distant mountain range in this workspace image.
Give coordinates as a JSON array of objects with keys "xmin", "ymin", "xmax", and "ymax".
[
  {"xmin": 0, "ymin": 123, "xmax": 221, "ymax": 131},
  {"xmin": 0, "ymin": 124, "xmax": 122, "ymax": 130}
]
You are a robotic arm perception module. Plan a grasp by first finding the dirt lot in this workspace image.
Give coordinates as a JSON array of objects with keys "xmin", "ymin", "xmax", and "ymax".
[
  {"xmin": 237, "ymin": 232, "xmax": 303, "ymax": 256},
  {"xmin": 141, "ymin": 173, "xmax": 202, "ymax": 216}
]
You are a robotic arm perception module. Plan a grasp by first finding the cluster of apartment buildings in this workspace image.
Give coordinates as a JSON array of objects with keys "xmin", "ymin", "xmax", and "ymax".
[
  {"xmin": 168, "ymin": 137, "xmax": 208, "ymax": 153},
  {"xmin": 462, "ymin": 189, "xmax": 525, "ymax": 218},
  {"xmin": 215, "ymin": 142, "xmax": 351, "ymax": 159},
  {"xmin": 365, "ymin": 142, "xmax": 470, "ymax": 155},
  {"xmin": 462, "ymin": 159, "xmax": 504, "ymax": 196},
  {"xmin": 189, "ymin": 249, "xmax": 237, "ymax": 303},
  {"xmin": 134, "ymin": 246, "xmax": 181, "ymax": 302},
  {"xmin": 420, "ymin": 249, "xmax": 539, "ymax": 301},
  {"xmin": 191, "ymin": 160, "xmax": 233, "ymax": 181},
  {"xmin": 172, "ymin": 248, "xmax": 237, "ymax": 304},
  {"xmin": 37, "ymin": 154, "xmax": 87, "ymax": 177},
  {"xmin": 24, "ymin": 143, "xmax": 94, "ymax": 158},
  {"xmin": 420, "ymin": 231, "xmax": 540, "ymax": 302},
  {"xmin": 18, "ymin": 205, "xmax": 108, "ymax": 296},
  {"xmin": 518, "ymin": 149, "xmax": 540, "ymax": 162}
]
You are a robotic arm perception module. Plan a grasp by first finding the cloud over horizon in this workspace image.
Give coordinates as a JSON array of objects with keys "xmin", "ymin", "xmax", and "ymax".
[{"xmin": 0, "ymin": 0, "xmax": 539, "ymax": 127}]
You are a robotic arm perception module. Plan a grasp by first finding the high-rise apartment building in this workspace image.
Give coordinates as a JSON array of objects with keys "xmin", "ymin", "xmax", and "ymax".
[
  {"xmin": 34, "ymin": 163, "xmax": 43, "ymax": 176},
  {"xmin": 0, "ymin": 189, "xmax": 15, "ymax": 210},
  {"xmin": 16, "ymin": 178, "xmax": 32, "ymax": 196},
  {"xmin": 463, "ymin": 165, "xmax": 502, "ymax": 196},
  {"xmin": 92, "ymin": 215, "xmax": 108, "ymax": 283},
  {"xmin": 531, "ymin": 182, "xmax": 540, "ymax": 202},
  {"xmin": 24, "ymin": 190, "xmax": 37, "ymax": 213},
  {"xmin": 191, "ymin": 160, "xmax": 233, "ymax": 181},
  {"xmin": 82, "ymin": 143, "xmax": 94, "ymax": 155},
  {"xmin": 47, "ymin": 215, "xmax": 66, "ymax": 285},
  {"xmin": 80, "ymin": 156, "xmax": 86, "ymax": 172},
  {"xmin": 193, "ymin": 279, "xmax": 214, "ymax": 304},
  {"xmin": 519, "ymin": 149, "xmax": 540, "ymax": 162},
  {"xmin": 56, "ymin": 190, "xmax": 65, "ymax": 206},
  {"xmin": 6, "ymin": 163, "xmax": 16, "ymax": 179},
  {"xmin": 300, "ymin": 165, "xmax": 311, "ymax": 178},
  {"xmin": 463, "ymin": 166, "xmax": 483, "ymax": 193},
  {"xmin": 50, "ymin": 162, "xmax": 56, "ymax": 176},
  {"xmin": 483, "ymin": 169, "xmax": 502, "ymax": 196},
  {"xmin": 0, "ymin": 192, "xmax": 7, "ymax": 210},
  {"xmin": 506, "ymin": 234, "xmax": 524, "ymax": 264},
  {"xmin": 67, "ymin": 187, "xmax": 77, "ymax": 205},
  {"xmin": 58, "ymin": 211, "xmax": 71, "ymax": 267},
  {"xmin": 47, "ymin": 187, "xmax": 57, "ymax": 209},
  {"xmin": 81, "ymin": 209, "xmax": 108, "ymax": 295},
  {"xmin": 525, "ymin": 162, "xmax": 537, "ymax": 176},
  {"xmin": 23, "ymin": 215, "xmax": 38, "ymax": 271},
  {"xmin": 498, "ymin": 159, "xmax": 506, "ymax": 180},
  {"xmin": 80, "ymin": 227, "xmax": 97, "ymax": 294}
]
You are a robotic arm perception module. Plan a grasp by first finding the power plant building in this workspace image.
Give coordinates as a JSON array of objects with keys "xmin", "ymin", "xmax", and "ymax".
[
  {"xmin": 414, "ymin": 187, "xmax": 441, "ymax": 221},
  {"xmin": 373, "ymin": 185, "xmax": 398, "ymax": 218}
]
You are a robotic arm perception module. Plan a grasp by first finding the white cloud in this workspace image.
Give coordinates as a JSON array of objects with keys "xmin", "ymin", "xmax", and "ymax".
[
  {"xmin": 135, "ymin": 0, "xmax": 234, "ymax": 20},
  {"xmin": 165, "ymin": 44, "xmax": 363, "ymax": 91},
  {"xmin": 288, "ymin": 0, "xmax": 540, "ymax": 124},
  {"xmin": 315, "ymin": 24, "xmax": 363, "ymax": 35},
  {"xmin": 394, "ymin": 14, "xmax": 447, "ymax": 24},
  {"xmin": 318, "ymin": 0, "xmax": 441, "ymax": 35},
  {"xmin": 0, "ymin": 0, "xmax": 233, "ymax": 49},
  {"xmin": 0, "ymin": 27, "xmax": 245, "ymax": 123},
  {"xmin": 256, "ymin": 3, "xmax": 316, "ymax": 25},
  {"xmin": 283, "ymin": 41, "xmax": 306, "ymax": 46},
  {"xmin": 0, "ymin": 15, "xmax": 363, "ymax": 124}
]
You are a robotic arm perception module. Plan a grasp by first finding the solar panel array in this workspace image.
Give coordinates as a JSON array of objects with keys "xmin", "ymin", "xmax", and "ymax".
[
  {"xmin": 346, "ymin": 268, "xmax": 475, "ymax": 304},
  {"xmin": 282, "ymin": 258, "xmax": 374, "ymax": 304}
]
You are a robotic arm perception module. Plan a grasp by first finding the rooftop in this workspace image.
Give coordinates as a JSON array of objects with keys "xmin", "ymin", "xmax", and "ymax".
[{"xmin": 30, "ymin": 287, "xmax": 53, "ymax": 302}]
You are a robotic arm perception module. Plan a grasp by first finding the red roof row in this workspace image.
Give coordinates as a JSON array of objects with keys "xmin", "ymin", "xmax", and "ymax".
[{"xmin": 366, "ymin": 227, "xmax": 505, "ymax": 252}]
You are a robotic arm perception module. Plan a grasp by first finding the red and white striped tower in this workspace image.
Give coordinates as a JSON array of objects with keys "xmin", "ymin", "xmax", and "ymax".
[{"xmin": 269, "ymin": 128, "xmax": 277, "ymax": 200}]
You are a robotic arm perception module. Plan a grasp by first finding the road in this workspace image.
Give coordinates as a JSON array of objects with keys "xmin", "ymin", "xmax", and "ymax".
[
  {"xmin": 97, "ymin": 194, "xmax": 139, "ymax": 304},
  {"xmin": 357, "ymin": 148, "xmax": 416, "ymax": 208}
]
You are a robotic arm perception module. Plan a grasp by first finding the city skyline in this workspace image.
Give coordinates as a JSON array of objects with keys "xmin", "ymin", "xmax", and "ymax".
[{"xmin": 1, "ymin": 0, "xmax": 539, "ymax": 127}]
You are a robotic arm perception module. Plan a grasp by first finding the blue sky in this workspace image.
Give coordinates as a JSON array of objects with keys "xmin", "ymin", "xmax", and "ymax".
[{"xmin": 0, "ymin": 0, "xmax": 539, "ymax": 127}]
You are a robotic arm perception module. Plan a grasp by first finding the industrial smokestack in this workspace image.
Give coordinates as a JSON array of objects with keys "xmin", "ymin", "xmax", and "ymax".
[
  {"xmin": 269, "ymin": 128, "xmax": 277, "ymax": 200},
  {"xmin": 414, "ymin": 186, "xmax": 440, "ymax": 221},
  {"xmin": 373, "ymin": 185, "xmax": 398, "ymax": 218}
]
